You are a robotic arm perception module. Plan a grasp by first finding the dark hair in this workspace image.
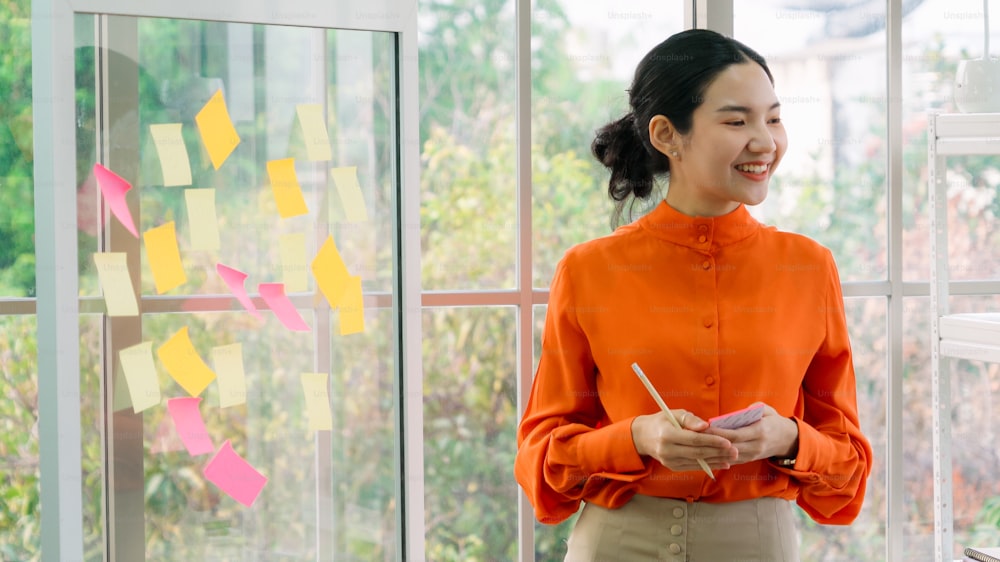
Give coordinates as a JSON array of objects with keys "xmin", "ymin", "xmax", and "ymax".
[{"xmin": 591, "ymin": 29, "xmax": 774, "ymax": 227}]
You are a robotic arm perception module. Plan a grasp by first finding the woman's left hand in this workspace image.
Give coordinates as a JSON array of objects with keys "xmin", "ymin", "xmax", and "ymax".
[{"xmin": 703, "ymin": 403, "xmax": 798, "ymax": 465}]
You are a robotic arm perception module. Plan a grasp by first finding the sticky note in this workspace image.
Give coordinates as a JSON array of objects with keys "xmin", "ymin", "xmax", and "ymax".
[
  {"xmin": 338, "ymin": 275, "xmax": 366, "ymax": 335},
  {"xmin": 330, "ymin": 166, "xmax": 368, "ymax": 223},
  {"xmin": 266, "ymin": 158, "xmax": 309, "ymax": 218},
  {"xmin": 167, "ymin": 397, "xmax": 214, "ymax": 456},
  {"xmin": 195, "ymin": 89, "xmax": 241, "ymax": 170},
  {"xmin": 93, "ymin": 252, "xmax": 138, "ymax": 316},
  {"xmin": 184, "ymin": 189, "xmax": 221, "ymax": 251},
  {"xmin": 259, "ymin": 283, "xmax": 310, "ymax": 331},
  {"xmin": 157, "ymin": 326, "xmax": 217, "ymax": 397},
  {"xmin": 119, "ymin": 341, "xmax": 160, "ymax": 412},
  {"xmin": 93, "ymin": 163, "xmax": 138, "ymax": 237},
  {"xmin": 279, "ymin": 233, "xmax": 308, "ymax": 293},
  {"xmin": 149, "ymin": 123, "xmax": 193, "ymax": 186},
  {"xmin": 211, "ymin": 344, "xmax": 247, "ymax": 408},
  {"xmin": 300, "ymin": 373, "xmax": 333, "ymax": 431},
  {"xmin": 311, "ymin": 235, "xmax": 351, "ymax": 309},
  {"xmin": 112, "ymin": 367, "xmax": 133, "ymax": 412},
  {"xmin": 295, "ymin": 104, "xmax": 333, "ymax": 162},
  {"xmin": 203, "ymin": 440, "xmax": 267, "ymax": 507},
  {"xmin": 216, "ymin": 263, "xmax": 262, "ymax": 319},
  {"xmin": 143, "ymin": 222, "xmax": 187, "ymax": 294}
]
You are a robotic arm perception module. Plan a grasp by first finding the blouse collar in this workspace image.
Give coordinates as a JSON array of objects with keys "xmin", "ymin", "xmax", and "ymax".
[{"xmin": 636, "ymin": 200, "xmax": 762, "ymax": 250}]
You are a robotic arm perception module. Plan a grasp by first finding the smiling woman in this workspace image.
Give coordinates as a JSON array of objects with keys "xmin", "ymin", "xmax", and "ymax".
[{"xmin": 516, "ymin": 29, "xmax": 873, "ymax": 562}]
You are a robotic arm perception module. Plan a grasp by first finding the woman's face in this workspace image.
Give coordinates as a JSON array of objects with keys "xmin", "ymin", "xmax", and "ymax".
[{"xmin": 666, "ymin": 62, "xmax": 787, "ymax": 217}]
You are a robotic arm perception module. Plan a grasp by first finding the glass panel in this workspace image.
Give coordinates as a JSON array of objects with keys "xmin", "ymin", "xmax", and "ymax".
[
  {"xmin": 735, "ymin": 2, "xmax": 888, "ymax": 282},
  {"xmin": 75, "ymin": 15, "xmax": 399, "ymax": 560},
  {"xmin": 418, "ymin": 0, "xmax": 516, "ymax": 291},
  {"xmin": 0, "ymin": 0, "xmax": 35, "ymax": 298},
  {"xmin": 422, "ymin": 307, "xmax": 518, "ymax": 560},
  {"xmin": 531, "ymin": 1, "xmax": 685, "ymax": 288},
  {"xmin": 904, "ymin": 295, "xmax": 1000, "ymax": 560},
  {"xmin": 902, "ymin": 0, "xmax": 1000, "ymax": 283},
  {"xmin": 0, "ymin": 316, "xmax": 40, "ymax": 559}
]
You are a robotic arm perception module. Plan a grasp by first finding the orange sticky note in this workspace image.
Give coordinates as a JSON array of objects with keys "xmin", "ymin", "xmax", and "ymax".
[
  {"xmin": 143, "ymin": 222, "xmax": 187, "ymax": 294},
  {"xmin": 93, "ymin": 163, "xmax": 138, "ymax": 237},
  {"xmin": 338, "ymin": 275, "xmax": 365, "ymax": 336},
  {"xmin": 279, "ymin": 233, "xmax": 308, "ymax": 293},
  {"xmin": 157, "ymin": 326, "xmax": 217, "ymax": 397},
  {"xmin": 203, "ymin": 440, "xmax": 267, "ymax": 507},
  {"xmin": 266, "ymin": 158, "xmax": 309, "ymax": 218},
  {"xmin": 119, "ymin": 341, "xmax": 160, "ymax": 413},
  {"xmin": 93, "ymin": 252, "xmax": 139, "ymax": 316},
  {"xmin": 184, "ymin": 188, "xmax": 221, "ymax": 251},
  {"xmin": 149, "ymin": 123, "xmax": 193, "ymax": 186},
  {"xmin": 311, "ymin": 235, "xmax": 351, "ymax": 309},
  {"xmin": 330, "ymin": 166, "xmax": 368, "ymax": 223},
  {"xmin": 295, "ymin": 104, "xmax": 332, "ymax": 161},
  {"xmin": 211, "ymin": 343, "xmax": 247, "ymax": 408},
  {"xmin": 300, "ymin": 373, "xmax": 333, "ymax": 431},
  {"xmin": 195, "ymin": 89, "xmax": 240, "ymax": 170}
]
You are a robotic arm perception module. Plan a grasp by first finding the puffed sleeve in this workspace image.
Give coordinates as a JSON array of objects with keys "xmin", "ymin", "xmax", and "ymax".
[
  {"xmin": 514, "ymin": 253, "xmax": 653, "ymax": 525},
  {"xmin": 771, "ymin": 249, "xmax": 873, "ymax": 524}
]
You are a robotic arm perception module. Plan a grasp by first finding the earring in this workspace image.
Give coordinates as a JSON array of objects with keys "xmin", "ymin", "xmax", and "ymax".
[{"xmin": 670, "ymin": 150, "xmax": 679, "ymax": 158}]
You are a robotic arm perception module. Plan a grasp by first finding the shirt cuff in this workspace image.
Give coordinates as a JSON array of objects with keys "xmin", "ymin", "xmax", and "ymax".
[{"xmin": 572, "ymin": 416, "xmax": 647, "ymax": 475}]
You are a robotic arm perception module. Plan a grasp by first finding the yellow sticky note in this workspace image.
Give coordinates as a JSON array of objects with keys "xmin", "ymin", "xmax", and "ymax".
[
  {"xmin": 149, "ymin": 123, "xmax": 193, "ymax": 186},
  {"xmin": 330, "ymin": 166, "xmax": 369, "ymax": 223},
  {"xmin": 339, "ymin": 275, "xmax": 366, "ymax": 336},
  {"xmin": 295, "ymin": 104, "xmax": 332, "ymax": 162},
  {"xmin": 120, "ymin": 341, "xmax": 161, "ymax": 413},
  {"xmin": 184, "ymin": 188, "xmax": 221, "ymax": 251},
  {"xmin": 300, "ymin": 373, "xmax": 333, "ymax": 431},
  {"xmin": 93, "ymin": 252, "xmax": 139, "ymax": 316},
  {"xmin": 157, "ymin": 326, "xmax": 217, "ymax": 397},
  {"xmin": 280, "ymin": 233, "xmax": 308, "ymax": 293},
  {"xmin": 311, "ymin": 235, "xmax": 351, "ymax": 309},
  {"xmin": 195, "ymin": 89, "xmax": 240, "ymax": 170},
  {"xmin": 143, "ymin": 222, "xmax": 187, "ymax": 294},
  {"xmin": 211, "ymin": 343, "xmax": 247, "ymax": 408},
  {"xmin": 266, "ymin": 158, "xmax": 309, "ymax": 218}
]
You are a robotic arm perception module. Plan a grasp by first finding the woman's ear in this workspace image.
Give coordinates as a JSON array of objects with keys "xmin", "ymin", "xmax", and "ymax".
[{"xmin": 649, "ymin": 115, "xmax": 681, "ymax": 159}]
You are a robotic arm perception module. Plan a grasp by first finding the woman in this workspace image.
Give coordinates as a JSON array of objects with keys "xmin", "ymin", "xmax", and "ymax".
[{"xmin": 514, "ymin": 29, "xmax": 873, "ymax": 561}]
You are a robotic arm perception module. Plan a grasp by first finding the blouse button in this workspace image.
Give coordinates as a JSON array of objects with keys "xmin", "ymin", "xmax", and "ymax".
[
  {"xmin": 672, "ymin": 507, "xmax": 684, "ymax": 518},
  {"xmin": 669, "ymin": 543, "xmax": 682, "ymax": 554},
  {"xmin": 705, "ymin": 376, "xmax": 716, "ymax": 385},
  {"xmin": 701, "ymin": 260, "xmax": 711, "ymax": 270},
  {"xmin": 670, "ymin": 524, "xmax": 683, "ymax": 536},
  {"xmin": 698, "ymin": 235, "xmax": 708, "ymax": 243}
]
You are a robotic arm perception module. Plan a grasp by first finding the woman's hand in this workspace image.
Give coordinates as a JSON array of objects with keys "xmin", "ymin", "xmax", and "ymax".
[
  {"xmin": 703, "ymin": 403, "xmax": 799, "ymax": 465},
  {"xmin": 631, "ymin": 410, "xmax": 739, "ymax": 472}
]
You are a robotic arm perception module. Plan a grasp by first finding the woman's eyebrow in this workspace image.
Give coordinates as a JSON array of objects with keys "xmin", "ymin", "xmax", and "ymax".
[{"xmin": 714, "ymin": 101, "xmax": 782, "ymax": 113}]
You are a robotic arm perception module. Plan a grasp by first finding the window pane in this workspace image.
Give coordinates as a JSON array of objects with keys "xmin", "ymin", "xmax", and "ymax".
[
  {"xmin": 902, "ymin": 0, "xmax": 1000, "ymax": 282},
  {"xmin": 418, "ymin": 0, "xmax": 516, "ymax": 291},
  {"xmin": 422, "ymin": 307, "xmax": 518, "ymax": 560},
  {"xmin": 904, "ymin": 295, "xmax": 1000, "ymax": 559},
  {"xmin": 0, "ymin": 0, "xmax": 34, "ymax": 298},
  {"xmin": 735, "ymin": 2, "xmax": 888, "ymax": 282},
  {"xmin": 531, "ymin": 1, "xmax": 685, "ymax": 288},
  {"xmin": 74, "ymin": 15, "xmax": 400, "ymax": 560}
]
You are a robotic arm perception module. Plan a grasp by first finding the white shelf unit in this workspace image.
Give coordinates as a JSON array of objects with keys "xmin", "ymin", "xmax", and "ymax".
[{"xmin": 928, "ymin": 112, "xmax": 1000, "ymax": 562}]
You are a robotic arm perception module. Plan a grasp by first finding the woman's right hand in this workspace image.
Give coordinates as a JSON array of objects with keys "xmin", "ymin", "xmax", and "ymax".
[{"xmin": 631, "ymin": 411, "xmax": 739, "ymax": 472}]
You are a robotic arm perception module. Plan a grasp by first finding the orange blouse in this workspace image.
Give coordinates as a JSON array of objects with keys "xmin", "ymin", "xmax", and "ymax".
[{"xmin": 515, "ymin": 201, "xmax": 873, "ymax": 525}]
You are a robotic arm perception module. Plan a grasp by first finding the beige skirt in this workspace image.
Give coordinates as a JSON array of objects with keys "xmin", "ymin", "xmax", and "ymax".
[{"xmin": 564, "ymin": 494, "xmax": 800, "ymax": 562}]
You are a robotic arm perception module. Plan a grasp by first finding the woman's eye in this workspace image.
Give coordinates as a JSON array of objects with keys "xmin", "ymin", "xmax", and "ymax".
[
  {"xmin": 769, "ymin": 117, "xmax": 782, "ymax": 124},
  {"xmin": 727, "ymin": 120, "xmax": 745, "ymax": 126}
]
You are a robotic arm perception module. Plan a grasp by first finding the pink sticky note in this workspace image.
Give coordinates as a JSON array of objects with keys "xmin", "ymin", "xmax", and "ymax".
[
  {"xmin": 259, "ymin": 283, "xmax": 309, "ymax": 331},
  {"xmin": 93, "ymin": 163, "xmax": 138, "ymax": 237},
  {"xmin": 216, "ymin": 263, "xmax": 262, "ymax": 319},
  {"xmin": 203, "ymin": 440, "xmax": 267, "ymax": 507},
  {"xmin": 166, "ymin": 397, "xmax": 215, "ymax": 456}
]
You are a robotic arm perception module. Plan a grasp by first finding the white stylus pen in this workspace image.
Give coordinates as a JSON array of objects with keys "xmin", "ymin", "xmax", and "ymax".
[{"xmin": 631, "ymin": 362, "xmax": 716, "ymax": 480}]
